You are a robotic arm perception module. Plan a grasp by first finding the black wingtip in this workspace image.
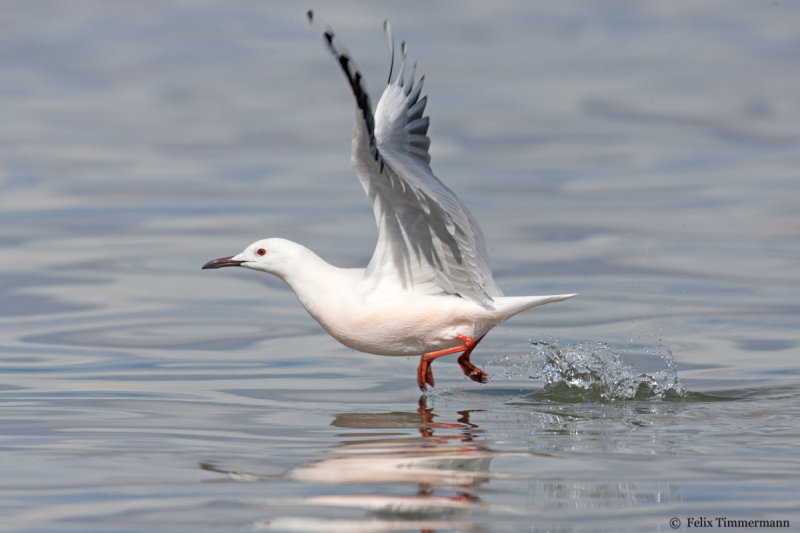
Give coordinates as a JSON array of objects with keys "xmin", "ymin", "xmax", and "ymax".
[
  {"xmin": 384, "ymin": 20, "xmax": 395, "ymax": 84},
  {"xmin": 306, "ymin": 9, "xmax": 314, "ymax": 23},
  {"xmin": 310, "ymin": 12, "xmax": 379, "ymax": 162}
]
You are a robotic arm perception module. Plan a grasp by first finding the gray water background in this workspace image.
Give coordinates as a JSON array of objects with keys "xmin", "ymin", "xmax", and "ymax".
[{"xmin": 1, "ymin": 1, "xmax": 799, "ymax": 531}]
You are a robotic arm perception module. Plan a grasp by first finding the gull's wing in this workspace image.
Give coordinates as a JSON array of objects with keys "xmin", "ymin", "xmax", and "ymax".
[{"xmin": 316, "ymin": 18, "xmax": 502, "ymax": 306}]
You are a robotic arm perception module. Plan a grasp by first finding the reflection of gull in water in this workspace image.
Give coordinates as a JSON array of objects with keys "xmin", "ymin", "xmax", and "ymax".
[
  {"xmin": 202, "ymin": 12, "xmax": 575, "ymax": 391},
  {"xmin": 202, "ymin": 399, "xmax": 529, "ymax": 532},
  {"xmin": 202, "ymin": 396, "xmax": 687, "ymax": 532},
  {"xmin": 286, "ymin": 442, "xmax": 499, "ymax": 487},
  {"xmin": 257, "ymin": 518, "xmax": 470, "ymax": 532},
  {"xmin": 255, "ymin": 517, "xmax": 477, "ymax": 532}
]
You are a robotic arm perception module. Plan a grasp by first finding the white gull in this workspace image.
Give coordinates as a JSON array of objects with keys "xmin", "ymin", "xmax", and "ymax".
[{"xmin": 203, "ymin": 12, "xmax": 576, "ymax": 391}]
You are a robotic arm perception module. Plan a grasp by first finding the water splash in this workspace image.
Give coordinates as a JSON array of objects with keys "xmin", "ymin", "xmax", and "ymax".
[{"xmin": 494, "ymin": 341, "xmax": 686, "ymax": 402}]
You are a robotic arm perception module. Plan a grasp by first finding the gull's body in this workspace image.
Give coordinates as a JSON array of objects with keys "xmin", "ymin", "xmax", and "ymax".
[{"xmin": 203, "ymin": 13, "xmax": 575, "ymax": 390}]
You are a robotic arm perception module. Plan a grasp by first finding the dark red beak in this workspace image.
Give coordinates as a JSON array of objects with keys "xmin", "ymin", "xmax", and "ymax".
[{"xmin": 202, "ymin": 256, "xmax": 244, "ymax": 269}]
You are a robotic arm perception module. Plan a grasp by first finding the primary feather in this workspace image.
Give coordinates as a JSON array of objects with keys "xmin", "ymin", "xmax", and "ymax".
[{"xmin": 321, "ymin": 21, "xmax": 502, "ymax": 307}]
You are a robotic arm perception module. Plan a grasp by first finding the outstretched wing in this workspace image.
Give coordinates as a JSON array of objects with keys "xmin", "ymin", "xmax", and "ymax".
[{"xmin": 313, "ymin": 16, "xmax": 501, "ymax": 306}]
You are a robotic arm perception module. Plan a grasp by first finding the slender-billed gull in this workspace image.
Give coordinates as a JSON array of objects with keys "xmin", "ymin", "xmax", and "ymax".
[{"xmin": 203, "ymin": 12, "xmax": 576, "ymax": 391}]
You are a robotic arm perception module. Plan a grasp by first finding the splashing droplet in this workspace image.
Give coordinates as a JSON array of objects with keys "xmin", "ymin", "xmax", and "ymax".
[
  {"xmin": 530, "ymin": 341, "xmax": 686, "ymax": 401},
  {"xmin": 490, "ymin": 340, "xmax": 686, "ymax": 402}
]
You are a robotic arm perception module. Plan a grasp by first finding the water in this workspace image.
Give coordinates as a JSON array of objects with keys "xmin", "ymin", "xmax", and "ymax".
[
  {"xmin": 506, "ymin": 341, "xmax": 686, "ymax": 401},
  {"xmin": 1, "ymin": 1, "xmax": 799, "ymax": 531}
]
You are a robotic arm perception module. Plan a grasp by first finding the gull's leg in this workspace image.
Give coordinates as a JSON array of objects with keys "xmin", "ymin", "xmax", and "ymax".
[
  {"xmin": 457, "ymin": 334, "xmax": 487, "ymax": 383},
  {"xmin": 417, "ymin": 334, "xmax": 476, "ymax": 391}
]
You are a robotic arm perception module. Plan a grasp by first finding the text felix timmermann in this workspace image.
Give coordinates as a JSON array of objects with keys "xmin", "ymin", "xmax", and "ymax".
[{"xmin": 687, "ymin": 517, "xmax": 790, "ymax": 528}]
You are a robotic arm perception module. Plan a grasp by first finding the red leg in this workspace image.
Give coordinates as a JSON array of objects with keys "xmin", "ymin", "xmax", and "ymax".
[
  {"xmin": 457, "ymin": 334, "xmax": 488, "ymax": 383},
  {"xmin": 417, "ymin": 334, "xmax": 477, "ymax": 391}
]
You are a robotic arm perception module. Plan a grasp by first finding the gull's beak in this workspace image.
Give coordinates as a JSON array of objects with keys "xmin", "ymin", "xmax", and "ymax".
[{"xmin": 202, "ymin": 256, "xmax": 244, "ymax": 269}]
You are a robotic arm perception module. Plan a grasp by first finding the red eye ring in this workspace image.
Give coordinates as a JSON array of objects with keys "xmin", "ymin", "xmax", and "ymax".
[{"xmin": 256, "ymin": 248, "xmax": 267, "ymax": 256}]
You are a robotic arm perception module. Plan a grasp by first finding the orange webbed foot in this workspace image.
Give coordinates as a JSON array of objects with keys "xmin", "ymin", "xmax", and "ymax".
[
  {"xmin": 417, "ymin": 334, "xmax": 487, "ymax": 391},
  {"xmin": 457, "ymin": 334, "xmax": 487, "ymax": 384},
  {"xmin": 417, "ymin": 358, "xmax": 431, "ymax": 391},
  {"xmin": 457, "ymin": 355, "xmax": 488, "ymax": 383}
]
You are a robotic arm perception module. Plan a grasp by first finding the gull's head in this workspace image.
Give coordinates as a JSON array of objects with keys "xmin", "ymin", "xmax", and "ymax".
[{"xmin": 202, "ymin": 238, "xmax": 302, "ymax": 276}]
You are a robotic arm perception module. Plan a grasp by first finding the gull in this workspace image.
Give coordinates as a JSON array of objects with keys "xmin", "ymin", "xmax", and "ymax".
[{"xmin": 203, "ymin": 12, "xmax": 576, "ymax": 391}]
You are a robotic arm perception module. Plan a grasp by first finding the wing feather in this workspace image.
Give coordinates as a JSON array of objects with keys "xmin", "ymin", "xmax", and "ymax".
[{"xmin": 315, "ymin": 19, "xmax": 502, "ymax": 306}]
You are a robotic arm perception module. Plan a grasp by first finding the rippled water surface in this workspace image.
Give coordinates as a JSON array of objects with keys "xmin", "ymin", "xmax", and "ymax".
[{"xmin": 2, "ymin": 2, "xmax": 799, "ymax": 532}]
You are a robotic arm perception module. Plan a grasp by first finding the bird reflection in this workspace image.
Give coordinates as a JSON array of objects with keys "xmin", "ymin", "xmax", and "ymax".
[{"xmin": 201, "ymin": 397, "xmax": 514, "ymax": 532}]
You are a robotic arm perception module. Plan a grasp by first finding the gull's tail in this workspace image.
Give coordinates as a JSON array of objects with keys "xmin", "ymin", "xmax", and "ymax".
[{"xmin": 493, "ymin": 293, "xmax": 577, "ymax": 321}]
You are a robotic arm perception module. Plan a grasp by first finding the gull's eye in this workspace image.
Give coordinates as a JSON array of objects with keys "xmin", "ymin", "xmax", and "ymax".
[{"xmin": 256, "ymin": 248, "xmax": 267, "ymax": 256}]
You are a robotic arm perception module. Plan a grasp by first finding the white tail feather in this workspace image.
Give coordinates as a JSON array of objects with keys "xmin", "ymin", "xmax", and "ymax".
[{"xmin": 493, "ymin": 293, "xmax": 577, "ymax": 320}]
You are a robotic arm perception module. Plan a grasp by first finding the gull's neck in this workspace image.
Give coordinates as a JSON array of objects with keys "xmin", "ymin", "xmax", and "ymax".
[{"xmin": 270, "ymin": 243, "xmax": 358, "ymax": 314}]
